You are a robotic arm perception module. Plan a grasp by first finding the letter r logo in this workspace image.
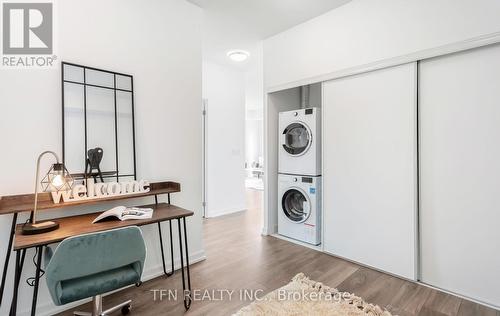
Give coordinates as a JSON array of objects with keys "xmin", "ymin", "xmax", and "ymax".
[{"xmin": 2, "ymin": 2, "xmax": 53, "ymax": 54}]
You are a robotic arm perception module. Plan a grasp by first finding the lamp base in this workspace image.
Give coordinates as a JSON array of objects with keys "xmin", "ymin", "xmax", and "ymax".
[{"xmin": 22, "ymin": 221, "xmax": 59, "ymax": 235}]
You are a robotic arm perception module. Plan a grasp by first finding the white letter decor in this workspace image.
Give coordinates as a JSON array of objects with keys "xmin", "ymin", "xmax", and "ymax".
[{"xmin": 51, "ymin": 178, "xmax": 150, "ymax": 204}]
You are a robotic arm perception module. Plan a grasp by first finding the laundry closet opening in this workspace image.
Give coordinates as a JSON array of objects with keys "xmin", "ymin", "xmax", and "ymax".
[{"xmin": 264, "ymin": 83, "xmax": 322, "ymax": 247}]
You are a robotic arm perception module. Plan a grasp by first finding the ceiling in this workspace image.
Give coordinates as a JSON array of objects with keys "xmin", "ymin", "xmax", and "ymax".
[{"xmin": 188, "ymin": 0, "xmax": 352, "ymax": 70}]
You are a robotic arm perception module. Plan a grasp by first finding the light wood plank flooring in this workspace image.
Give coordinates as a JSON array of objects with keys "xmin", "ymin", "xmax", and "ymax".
[{"xmin": 59, "ymin": 189, "xmax": 499, "ymax": 316}]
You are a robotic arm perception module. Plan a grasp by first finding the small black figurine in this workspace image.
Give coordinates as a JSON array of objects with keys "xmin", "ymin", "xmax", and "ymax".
[{"xmin": 85, "ymin": 147, "xmax": 104, "ymax": 182}]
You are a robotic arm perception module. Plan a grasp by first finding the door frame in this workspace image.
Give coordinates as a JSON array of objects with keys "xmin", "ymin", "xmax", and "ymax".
[{"xmin": 202, "ymin": 98, "xmax": 208, "ymax": 218}]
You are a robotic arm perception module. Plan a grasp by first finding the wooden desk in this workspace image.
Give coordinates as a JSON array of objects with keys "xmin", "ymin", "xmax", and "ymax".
[
  {"xmin": 0, "ymin": 181, "xmax": 180, "ymax": 308},
  {"xmin": 14, "ymin": 203, "xmax": 193, "ymax": 250},
  {"xmin": 9, "ymin": 202, "xmax": 194, "ymax": 316}
]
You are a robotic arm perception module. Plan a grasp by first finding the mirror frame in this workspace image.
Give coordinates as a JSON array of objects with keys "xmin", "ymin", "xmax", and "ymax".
[{"xmin": 61, "ymin": 61, "xmax": 137, "ymax": 181}]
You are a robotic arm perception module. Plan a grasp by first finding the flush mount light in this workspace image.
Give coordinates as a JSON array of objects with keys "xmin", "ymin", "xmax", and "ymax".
[{"xmin": 227, "ymin": 50, "xmax": 250, "ymax": 62}]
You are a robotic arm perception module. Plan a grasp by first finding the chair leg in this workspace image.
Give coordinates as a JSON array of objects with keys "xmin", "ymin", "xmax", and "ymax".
[
  {"xmin": 101, "ymin": 299, "xmax": 131, "ymax": 315},
  {"xmin": 92, "ymin": 295, "xmax": 103, "ymax": 315},
  {"xmin": 74, "ymin": 295, "xmax": 131, "ymax": 316}
]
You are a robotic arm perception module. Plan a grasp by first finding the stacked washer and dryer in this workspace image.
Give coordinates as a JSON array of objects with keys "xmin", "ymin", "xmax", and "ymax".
[{"xmin": 278, "ymin": 107, "xmax": 322, "ymax": 245}]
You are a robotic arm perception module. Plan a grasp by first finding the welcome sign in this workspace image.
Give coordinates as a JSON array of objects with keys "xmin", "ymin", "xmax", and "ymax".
[{"xmin": 51, "ymin": 178, "xmax": 150, "ymax": 204}]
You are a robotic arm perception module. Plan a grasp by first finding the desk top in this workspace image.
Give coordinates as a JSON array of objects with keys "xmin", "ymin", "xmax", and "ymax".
[{"xmin": 14, "ymin": 203, "xmax": 193, "ymax": 250}]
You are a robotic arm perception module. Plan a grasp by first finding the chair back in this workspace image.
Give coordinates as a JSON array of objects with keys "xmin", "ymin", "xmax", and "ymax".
[{"xmin": 45, "ymin": 226, "xmax": 146, "ymax": 304}]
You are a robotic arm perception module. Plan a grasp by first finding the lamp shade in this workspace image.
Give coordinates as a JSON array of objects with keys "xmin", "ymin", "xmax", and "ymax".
[
  {"xmin": 40, "ymin": 163, "xmax": 74, "ymax": 192},
  {"xmin": 22, "ymin": 151, "xmax": 73, "ymax": 235}
]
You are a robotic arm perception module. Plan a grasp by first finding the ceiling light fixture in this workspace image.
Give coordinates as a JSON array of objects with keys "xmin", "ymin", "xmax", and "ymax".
[{"xmin": 227, "ymin": 50, "xmax": 250, "ymax": 62}]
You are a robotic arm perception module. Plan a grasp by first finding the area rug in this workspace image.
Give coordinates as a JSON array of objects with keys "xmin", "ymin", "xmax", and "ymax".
[{"xmin": 234, "ymin": 273, "xmax": 393, "ymax": 316}]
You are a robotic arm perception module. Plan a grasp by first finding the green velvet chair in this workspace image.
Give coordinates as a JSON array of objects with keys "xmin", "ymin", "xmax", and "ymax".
[{"xmin": 44, "ymin": 226, "xmax": 146, "ymax": 315}]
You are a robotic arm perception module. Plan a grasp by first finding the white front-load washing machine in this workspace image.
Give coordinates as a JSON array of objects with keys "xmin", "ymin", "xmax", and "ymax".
[
  {"xmin": 278, "ymin": 174, "xmax": 321, "ymax": 245},
  {"xmin": 279, "ymin": 107, "xmax": 321, "ymax": 176}
]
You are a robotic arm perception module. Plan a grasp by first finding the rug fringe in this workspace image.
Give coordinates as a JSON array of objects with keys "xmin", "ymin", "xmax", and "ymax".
[{"xmin": 291, "ymin": 273, "xmax": 392, "ymax": 316}]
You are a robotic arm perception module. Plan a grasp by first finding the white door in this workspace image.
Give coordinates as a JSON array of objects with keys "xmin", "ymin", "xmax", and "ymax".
[
  {"xmin": 322, "ymin": 63, "xmax": 417, "ymax": 280},
  {"xmin": 419, "ymin": 44, "xmax": 500, "ymax": 307}
]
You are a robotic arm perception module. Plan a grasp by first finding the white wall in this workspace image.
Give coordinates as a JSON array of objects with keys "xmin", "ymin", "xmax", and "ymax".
[
  {"xmin": 0, "ymin": 1, "xmax": 203, "ymax": 315},
  {"xmin": 203, "ymin": 62, "xmax": 246, "ymax": 217},
  {"xmin": 244, "ymin": 43, "xmax": 264, "ymax": 167},
  {"xmin": 264, "ymin": 0, "xmax": 500, "ymax": 89}
]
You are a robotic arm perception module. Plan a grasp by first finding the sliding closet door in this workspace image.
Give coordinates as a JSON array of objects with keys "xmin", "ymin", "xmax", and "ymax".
[
  {"xmin": 420, "ymin": 44, "xmax": 500, "ymax": 307},
  {"xmin": 322, "ymin": 63, "xmax": 417, "ymax": 280}
]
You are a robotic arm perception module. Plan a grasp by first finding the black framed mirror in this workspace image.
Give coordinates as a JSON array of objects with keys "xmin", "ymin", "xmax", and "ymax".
[{"xmin": 61, "ymin": 62, "xmax": 137, "ymax": 182}]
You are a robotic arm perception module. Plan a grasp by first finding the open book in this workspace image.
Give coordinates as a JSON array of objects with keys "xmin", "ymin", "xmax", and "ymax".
[{"xmin": 92, "ymin": 206, "xmax": 154, "ymax": 223}]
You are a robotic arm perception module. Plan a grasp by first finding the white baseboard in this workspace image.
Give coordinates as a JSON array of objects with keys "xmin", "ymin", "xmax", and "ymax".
[{"xmin": 22, "ymin": 250, "xmax": 206, "ymax": 316}]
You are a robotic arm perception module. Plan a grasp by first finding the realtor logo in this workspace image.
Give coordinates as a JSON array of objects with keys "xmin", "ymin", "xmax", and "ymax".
[
  {"xmin": 3, "ymin": 2, "xmax": 52, "ymax": 54},
  {"xmin": 1, "ymin": 1, "xmax": 56, "ymax": 68}
]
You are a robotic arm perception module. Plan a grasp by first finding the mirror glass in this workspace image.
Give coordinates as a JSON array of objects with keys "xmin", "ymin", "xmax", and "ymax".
[{"xmin": 62, "ymin": 63, "xmax": 136, "ymax": 182}]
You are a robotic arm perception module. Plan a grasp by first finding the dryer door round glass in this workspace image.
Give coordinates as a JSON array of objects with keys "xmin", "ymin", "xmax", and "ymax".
[
  {"xmin": 281, "ymin": 188, "xmax": 310, "ymax": 223},
  {"xmin": 282, "ymin": 122, "xmax": 311, "ymax": 156}
]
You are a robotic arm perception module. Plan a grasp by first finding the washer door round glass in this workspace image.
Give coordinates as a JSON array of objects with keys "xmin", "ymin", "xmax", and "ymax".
[
  {"xmin": 282, "ymin": 122, "xmax": 311, "ymax": 156},
  {"xmin": 282, "ymin": 188, "xmax": 310, "ymax": 223}
]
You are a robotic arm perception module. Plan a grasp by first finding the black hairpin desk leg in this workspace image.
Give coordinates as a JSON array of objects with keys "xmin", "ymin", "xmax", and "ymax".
[
  {"xmin": 9, "ymin": 250, "xmax": 22, "ymax": 316},
  {"xmin": 158, "ymin": 221, "xmax": 174, "ymax": 277},
  {"xmin": 0, "ymin": 213, "xmax": 17, "ymax": 305},
  {"xmin": 178, "ymin": 217, "xmax": 192, "ymax": 310},
  {"xmin": 168, "ymin": 221, "xmax": 174, "ymax": 274},
  {"xmin": 30, "ymin": 246, "xmax": 43, "ymax": 316},
  {"xmin": 10, "ymin": 248, "xmax": 27, "ymax": 316},
  {"xmin": 155, "ymin": 194, "xmax": 174, "ymax": 277}
]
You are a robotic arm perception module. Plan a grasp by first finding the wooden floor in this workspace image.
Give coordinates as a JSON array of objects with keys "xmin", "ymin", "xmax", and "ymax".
[{"xmin": 59, "ymin": 189, "xmax": 499, "ymax": 316}]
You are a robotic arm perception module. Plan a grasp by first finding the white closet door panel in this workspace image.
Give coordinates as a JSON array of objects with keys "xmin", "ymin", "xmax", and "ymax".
[
  {"xmin": 420, "ymin": 44, "xmax": 500, "ymax": 307},
  {"xmin": 323, "ymin": 63, "xmax": 417, "ymax": 280}
]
